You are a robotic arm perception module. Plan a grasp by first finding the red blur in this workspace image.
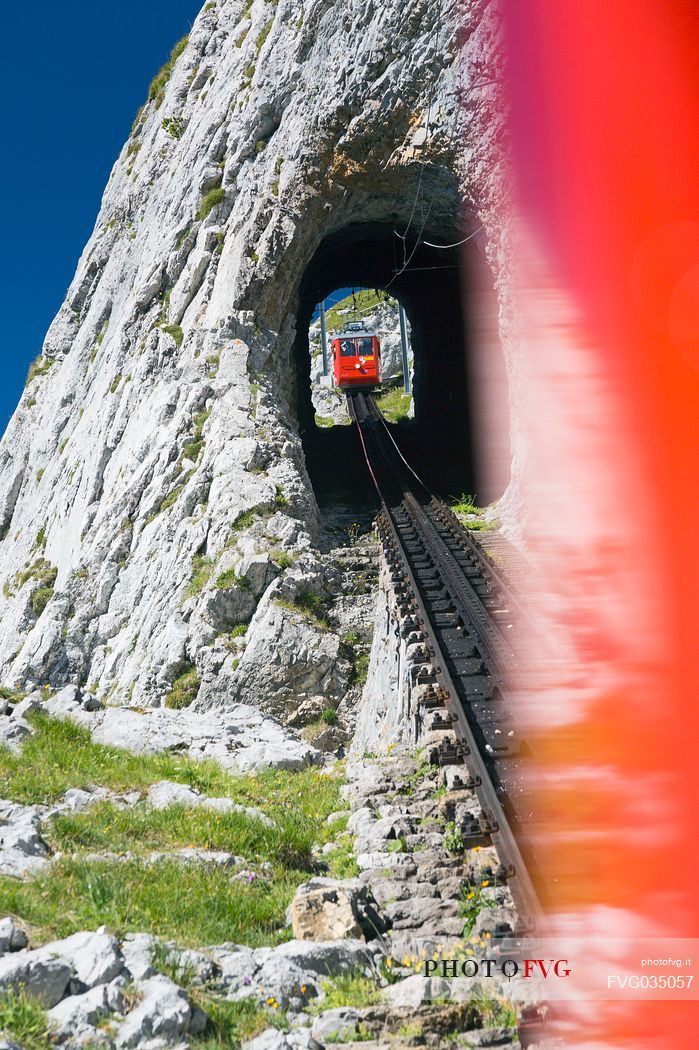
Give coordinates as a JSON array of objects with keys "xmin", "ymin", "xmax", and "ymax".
[{"xmin": 499, "ymin": 1, "xmax": 699, "ymax": 1046}]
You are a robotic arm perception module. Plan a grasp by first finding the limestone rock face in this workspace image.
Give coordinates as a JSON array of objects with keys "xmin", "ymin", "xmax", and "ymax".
[{"xmin": 0, "ymin": 0, "xmax": 499, "ymax": 715}]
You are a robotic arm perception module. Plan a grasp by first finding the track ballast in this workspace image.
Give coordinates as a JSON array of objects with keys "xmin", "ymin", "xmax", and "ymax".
[{"xmin": 347, "ymin": 389, "xmax": 543, "ymax": 931}]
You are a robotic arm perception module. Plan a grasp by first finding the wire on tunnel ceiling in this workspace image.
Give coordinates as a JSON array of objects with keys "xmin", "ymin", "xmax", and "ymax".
[
  {"xmin": 390, "ymin": 264, "xmax": 460, "ymax": 272},
  {"xmin": 389, "ymin": 53, "xmax": 504, "ymax": 285},
  {"xmin": 421, "ymin": 225, "xmax": 485, "ymax": 249}
]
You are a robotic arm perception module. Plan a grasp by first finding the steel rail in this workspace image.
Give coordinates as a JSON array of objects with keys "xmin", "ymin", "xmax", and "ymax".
[{"xmin": 347, "ymin": 389, "xmax": 545, "ymax": 930}]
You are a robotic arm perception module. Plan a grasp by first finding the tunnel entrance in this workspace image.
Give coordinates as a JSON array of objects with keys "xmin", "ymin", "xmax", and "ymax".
[
  {"xmin": 308, "ymin": 287, "xmax": 414, "ymax": 431},
  {"xmin": 294, "ymin": 220, "xmax": 489, "ymax": 503}
]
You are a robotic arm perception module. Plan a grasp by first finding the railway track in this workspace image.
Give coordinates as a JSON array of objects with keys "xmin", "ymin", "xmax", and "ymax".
[{"xmin": 347, "ymin": 389, "xmax": 544, "ymax": 931}]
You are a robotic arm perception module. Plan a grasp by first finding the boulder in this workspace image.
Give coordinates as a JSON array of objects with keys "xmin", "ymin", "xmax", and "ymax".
[
  {"xmin": 47, "ymin": 977, "xmax": 125, "ymax": 1038},
  {"xmin": 0, "ymin": 718, "xmax": 32, "ymax": 753},
  {"xmin": 121, "ymin": 933, "xmax": 157, "ymax": 982},
  {"xmin": 243, "ymin": 1028, "xmax": 318, "ymax": 1049},
  {"xmin": 11, "ymin": 694, "xmax": 44, "ymax": 720},
  {"xmin": 266, "ymin": 939, "xmax": 379, "ymax": 978},
  {"xmin": 44, "ymin": 685, "xmax": 82, "ymax": 717},
  {"xmin": 206, "ymin": 945, "xmax": 257, "ymax": 996},
  {"xmin": 0, "ymin": 917, "xmax": 28, "ymax": 954},
  {"xmin": 0, "ymin": 951, "xmax": 72, "ymax": 1007},
  {"xmin": 145, "ymin": 782, "xmax": 201, "ymax": 809},
  {"xmin": 382, "ymin": 974, "xmax": 454, "ymax": 1008},
  {"xmin": 310, "ymin": 1007, "xmax": 361, "ymax": 1043},
  {"xmin": 290, "ymin": 878, "xmax": 388, "ymax": 942},
  {"xmin": 145, "ymin": 781, "xmax": 274, "ymax": 826},
  {"xmin": 249, "ymin": 957, "xmax": 321, "ymax": 1011},
  {"xmin": 0, "ymin": 799, "xmax": 51, "ymax": 877},
  {"xmin": 114, "ymin": 975, "xmax": 193, "ymax": 1047},
  {"xmin": 41, "ymin": 930, "xmax": 123, "ymax": 989},
  {"xmin": 81, "ymin": 694, "xmax": 103, "ymax": 712}
]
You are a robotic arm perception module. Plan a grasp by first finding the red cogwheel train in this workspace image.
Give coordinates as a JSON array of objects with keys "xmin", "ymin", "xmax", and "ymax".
[{"xmin": 330, "ymin": 322, "xmax": 382, "ymax": 389}]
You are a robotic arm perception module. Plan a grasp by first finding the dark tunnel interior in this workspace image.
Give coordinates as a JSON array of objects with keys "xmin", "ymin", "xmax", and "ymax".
[{"xmin": 293, "ymin": 220, "xmax": 507, "ymax": 506}]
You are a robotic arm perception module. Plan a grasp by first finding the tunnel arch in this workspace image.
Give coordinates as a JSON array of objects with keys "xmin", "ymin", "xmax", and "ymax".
[{"xmin": 287, "ymin": 173, "xmax": 509, "ymax": 503}]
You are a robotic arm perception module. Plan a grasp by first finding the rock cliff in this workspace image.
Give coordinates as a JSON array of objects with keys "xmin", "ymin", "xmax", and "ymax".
[{"xmin": 0, "ymin": 0, "xmax": 502, "ymax": 712}]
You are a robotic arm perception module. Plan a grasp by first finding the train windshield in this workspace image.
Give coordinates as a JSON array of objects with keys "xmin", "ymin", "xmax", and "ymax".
[
  {"xmin": 358, "ymin": 338, "xmax": 374, "ymax": 357},
  {"xmin": 339, "ymin": 339, "xmax": 357, "ymax": 357}
]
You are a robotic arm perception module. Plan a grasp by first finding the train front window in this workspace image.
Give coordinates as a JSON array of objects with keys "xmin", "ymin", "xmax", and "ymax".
[
  {"xmin": 358, "ymin": 338, "xmax": 373, "ymax": 357},
  {"xmin": 340, "ymin": 339, "xmax": 357, "ymax": 357}
]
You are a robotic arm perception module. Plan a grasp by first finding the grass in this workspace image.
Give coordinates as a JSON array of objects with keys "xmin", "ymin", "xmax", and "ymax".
[
  {"xmin": 0, "ymin": 988, "xmax": 52, "ymax": 1049},
  {"xmin": 460, "ymin": 884, "xmax": 498, "ymax": 935},
  {"xmin": 26, "ymin": 355, "xmax": 55, "ymax": 386},
  {"xmin": 230, "ymin": 508, "xmax": 256, "ymax": 532},
  {"xmin": 0, "ymin": 714, "xmax": 342, "ymax": 809},
  {"xmin": 180, "ymin": 410, "xmax": 210, "ymax": 465},
  {"xmin": 269, "ymin": 550, "xmax": 295, "ymax": 571},
  {"xmin": 255, "ymin": 20, "xmax": 273, "ymax": 54},
  {"xmin": 198, "ymin": 187, "xmax": 225, "ymax": 221},
  {"xmin": 443, "ymin": 821, "xmax": 465, "ymax": 854},
  {"xmin": 276, "ymin": 589, "xmax": 329, "ymax": 628},
  {"xmin": 148, "ymin": 36, "xmax": 189, "ymax": 109},
  {"xmin": 451, "ymin": 493, "xmax": 481, "ymax": 516},
  {"xmin": 47, "ymin": 802, "xmax": 320, "ymax": 870},
  {"xmin": 184, "ymin": 555, "xmax": 215, "ymax": 598},
  {"xmin": 468, "ymin": 987, "xmax": 518, "ymax": 1029},
  {"xmin": 161, "ymin": 324, "xmax": 184, "ymax": 348},
  {"xmin": 147, "ymin": 483, "xmax": 186, "ymax": 523},
  {"xmin": 3, "ymin": 559, "xmax": 57, "ymax": 600},
  {"xmin": 191, "ymin": 994, "xmax": 288, "ymax": 1047},
  {"xmin": 89, "ymin": 319, "xmax": 109, "ymax": 364},
  {"xmin": 374, "ymin": 386, "xmax": 412, "ymax": 424},
  {"xmin": 0, "ymin": 687, "xmax": 24, "ymax": 703},
  {"xmin": 215, "ymin": 568, "xmax": 251, "ymax": 591},
  {"xmin": 164, "ymin": 667, "xmax": 200, "ymax": 709},
  {"xmin": 30, "ymin": 587, "xmax": 54, "ymax": 617},
  {"xmin": 0, "ymin": 717, "xmax": 345, "ymax": 949},
  {"xmin": 343, "ymin": 634, "xmax": 370, "ymax": 688},
  {"xmin": 323, "ymin": 836, "xmax": 360, "ymax": 879},
  {"xmin": 450, "ymin": 494, "xmax": 497, "ymax": 532},
  {"xmin": 175, "ymin": 224, "xmax": 192, "ymax": 251},
  {"xmin": 313, "ymin": 973, "xmax": 382, "ymax": 1012},
  {"xmin": 162, "ymin": 115, "xmax": 187, "ymax": 140},
  {"xmin": 301, "ymin": 719, "xmax": 330, "ymax": 744},
  {"xmin": 0, "ymin": 858, "xmax": 300, "ymax": 950}
]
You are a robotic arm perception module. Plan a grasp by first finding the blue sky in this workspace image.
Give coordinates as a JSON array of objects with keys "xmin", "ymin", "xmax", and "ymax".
[{"xmin": 0, "ymin": 0, "xmax": 202, "ymax": 436}]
